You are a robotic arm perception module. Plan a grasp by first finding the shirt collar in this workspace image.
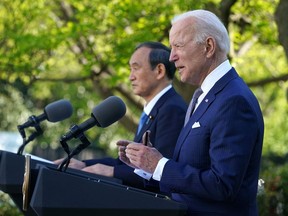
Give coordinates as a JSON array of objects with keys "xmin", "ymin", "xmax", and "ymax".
[
  {"xmin": 143, "ymin": 84, "xmax": 172, "ymax": 115},
  {"xmin": 196, "ymin": 60, "xmax": 232, "ymax": 106},
  {"xmin": 200, "ymin": 60, "xmax": 232, "ymax": 96}
]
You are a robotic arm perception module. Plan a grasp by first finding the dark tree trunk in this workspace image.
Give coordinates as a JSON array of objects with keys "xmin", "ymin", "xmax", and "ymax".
[{"xmin": 275, "ymin": 0, "xmax": 288, "ymax": 59}]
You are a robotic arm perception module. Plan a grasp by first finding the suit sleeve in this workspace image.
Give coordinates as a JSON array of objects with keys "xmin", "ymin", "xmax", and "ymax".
[{"xmin": 160, "ymin": 96, "xmax": 261, "ymax": 201}]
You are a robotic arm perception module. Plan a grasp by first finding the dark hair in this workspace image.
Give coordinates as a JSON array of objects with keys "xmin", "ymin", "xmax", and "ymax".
[{"xmin": 135, "ymin": 42, "xmax": 176, "ymax": 80}]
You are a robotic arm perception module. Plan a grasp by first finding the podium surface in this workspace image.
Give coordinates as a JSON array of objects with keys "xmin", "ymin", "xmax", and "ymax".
[
  {"xmin": 0, "ymin": 150, "xmax": 187, "ymax": 216},
  {"xmin": 30, "ymin": 166, "xmax": 187, "ymax": 216}
]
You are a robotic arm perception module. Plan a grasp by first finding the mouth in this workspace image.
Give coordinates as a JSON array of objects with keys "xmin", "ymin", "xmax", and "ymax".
[{"xmin": 177, "ymin": 66, "xmax": 185, "ymax": 73}]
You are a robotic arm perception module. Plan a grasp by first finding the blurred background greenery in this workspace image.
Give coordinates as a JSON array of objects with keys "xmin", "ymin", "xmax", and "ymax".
[{"xmin": 0, "ymin": 0, "xmax": 287, "ymax": 215}]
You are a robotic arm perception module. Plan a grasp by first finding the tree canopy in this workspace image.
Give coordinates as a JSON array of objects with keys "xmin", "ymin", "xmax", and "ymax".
[{"xmin": 0, "ymin": 0, "xmax": 287, "ymax": 160}]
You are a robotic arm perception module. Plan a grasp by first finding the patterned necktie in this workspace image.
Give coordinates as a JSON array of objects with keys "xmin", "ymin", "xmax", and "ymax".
[
  {"xmin": 184, "ymin": 88, "xmax": 203, "ymax": 126},
  {"xmin": 137, "ymin": 112, "xmax": 148, "ymax": 135}
]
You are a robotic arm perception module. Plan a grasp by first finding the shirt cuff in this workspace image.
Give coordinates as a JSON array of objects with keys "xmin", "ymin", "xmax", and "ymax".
[
  {"xmin": 152, "ymin": 157, "xmax": 169, "ymax": 181},
  {"xmin": 134, "ymin": 169, "xmax": 152, "ymax": 180}
]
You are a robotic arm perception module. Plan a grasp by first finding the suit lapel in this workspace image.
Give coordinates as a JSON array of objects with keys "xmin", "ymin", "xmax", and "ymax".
[
  {"xmin": 173, "ymin": 95, "xmax": 215, "ymax": 159},
  {"xmin": 134, "ymin": 88, "xmax": 177, "ymax": 142},
  {"xmin": 173, "ymin": 68, "xmax": 239, "ymax": 160}
]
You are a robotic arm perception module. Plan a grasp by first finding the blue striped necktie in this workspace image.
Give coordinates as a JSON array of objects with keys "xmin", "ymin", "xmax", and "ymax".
[{"xmin": 137, "ymin": 112, "xmax": 148, "ymax": 135}]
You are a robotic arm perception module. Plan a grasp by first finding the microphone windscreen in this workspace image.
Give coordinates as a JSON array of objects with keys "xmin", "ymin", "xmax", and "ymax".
[
  {"xmin": 44, "ymin": 99, "xmax": 73, "ymax": 122},
  {"xmin": 92, "ymin": 96, "xmax": 126, "ymax": 128}
]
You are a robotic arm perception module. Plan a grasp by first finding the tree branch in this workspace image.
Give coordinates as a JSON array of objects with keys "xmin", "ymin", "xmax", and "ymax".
[
  {"xmin": 275, "ymin": 0, "xmax": 288, "ymax": 59},
  {"xmin": 32, "ymin": 75, "xmax": 92, "ymax": 83},
  {"xmin": 247, "ymin": 73, "xmax": 288, "ymax": 87},
  {"xmin": 220, "ymin": 0, "xmax": 238, "ymax": 28}
]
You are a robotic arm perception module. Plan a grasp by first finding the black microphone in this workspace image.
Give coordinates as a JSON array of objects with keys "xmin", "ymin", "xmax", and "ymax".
[
  {"xmin": 18, "ymin": 99, "xmax": 73, "ymax": 130},
  {"xmin": 60, "ymin": 96, "xmax": 126, "ymax": 142}
]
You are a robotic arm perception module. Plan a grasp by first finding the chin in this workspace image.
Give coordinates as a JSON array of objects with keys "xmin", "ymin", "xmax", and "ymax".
[
  {"xmin": 180, "ymin": 76, "xmax": 187, "ymax": 83},
  {"xmin": 134, "ymin": 91, "xmax": 141, "ymax": 97},
  {"xmin": 131, "ymin": 88, "xmax": 138, "ymax": 94}
]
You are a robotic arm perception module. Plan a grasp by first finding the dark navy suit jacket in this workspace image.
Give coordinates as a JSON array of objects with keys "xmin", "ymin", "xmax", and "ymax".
[
  {"xmin": 85, "ymin": 87, "xmax": 187, "ymax": 191},
  {"xmin": 160, "ymin": 69, "xmax": 264, "ymax": 215}
]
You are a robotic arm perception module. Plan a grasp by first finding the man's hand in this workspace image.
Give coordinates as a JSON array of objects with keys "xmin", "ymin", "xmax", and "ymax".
[
  {"xmin": 116, "ymin": 140, "xmax": 137, "ymax": 168},
  {"xmin": 82, "ymin": 164, "xmax": 114, "ymax": 177},
  {"xmin": 116, "ymin": 132, "xmax": 163, "ymax": 173},
  {"xmin": 53, "ymin": 158, "xmax": 86, "ymax": 170},
  {"xmin": 124, "ymin": 144, "xmax": 163, "ymax": 173}
]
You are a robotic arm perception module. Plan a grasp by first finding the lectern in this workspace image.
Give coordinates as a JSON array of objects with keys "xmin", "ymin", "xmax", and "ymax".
[
  {"xmin": 29, "ymin": 165, "xmax": 187, "ymax": 216},
  {"xmin": 0, "ymin": 150, "xmax": 42, "ymax": 215},
  {"xmin": 0, "ymin": 150, "xmax": 124, "ymax": 215}
]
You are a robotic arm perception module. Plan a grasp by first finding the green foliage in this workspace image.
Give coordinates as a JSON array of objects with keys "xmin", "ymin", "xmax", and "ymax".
[
  {"xmin": 230, "ymin": 0, "xmax": 279, "ymax": 46},
  {"xmin": 258, "ymin": 163, "xmax": 288, "ymax": 216},
  {"xmin": 0, "ymin": 85, "xmax": 30, "ymax": 131},
  {"xmin": 0, "ymin": 192, "xmax": 21, "ymax": 216},
  {"xmin": 233, "ymin": 43, "xmax": 288, "ymax": 156}
]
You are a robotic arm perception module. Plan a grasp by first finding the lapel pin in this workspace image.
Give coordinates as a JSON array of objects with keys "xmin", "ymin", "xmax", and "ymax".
[{"xmin": 146, "ymin": 115, "xmax": 154, "ymax": 124}]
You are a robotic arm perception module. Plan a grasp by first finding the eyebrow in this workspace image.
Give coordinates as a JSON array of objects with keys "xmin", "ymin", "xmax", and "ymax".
[{"xmin": 129, "ymin": 62, "xmax": 141, "ymax": 67}]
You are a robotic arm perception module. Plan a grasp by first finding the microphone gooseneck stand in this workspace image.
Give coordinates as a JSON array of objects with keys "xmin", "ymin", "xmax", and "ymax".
[
  {"xmin": 58, "ymin": 124, "xmax": 91, "ymax": 172},
  {"xmin": 17, "ymin": 115, "xmax": 43, "ymax": 155}
]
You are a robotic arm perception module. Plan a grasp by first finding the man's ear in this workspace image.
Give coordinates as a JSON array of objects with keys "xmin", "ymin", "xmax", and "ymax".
[
  {"xmin": 155, "ymin": 63, "xmax": 166, "ymax": 79},
  {"xmin": 205, "ymin": 37, "xmax": 216, "ymax": 58}
]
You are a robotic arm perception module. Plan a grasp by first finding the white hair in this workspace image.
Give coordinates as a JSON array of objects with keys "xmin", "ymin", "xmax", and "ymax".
[{"xmin": 172, "ymin": 10, "xmax": 230, "ymax": 55}]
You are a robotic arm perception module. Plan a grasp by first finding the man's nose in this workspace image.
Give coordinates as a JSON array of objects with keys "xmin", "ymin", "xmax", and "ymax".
[
  {"xmin": 169, "ymin": 49, "xmax": 177, "ymax": 62},
  {"xmin": 129, "ymin": 72, "xmax": 135, "ymax": 80}
]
